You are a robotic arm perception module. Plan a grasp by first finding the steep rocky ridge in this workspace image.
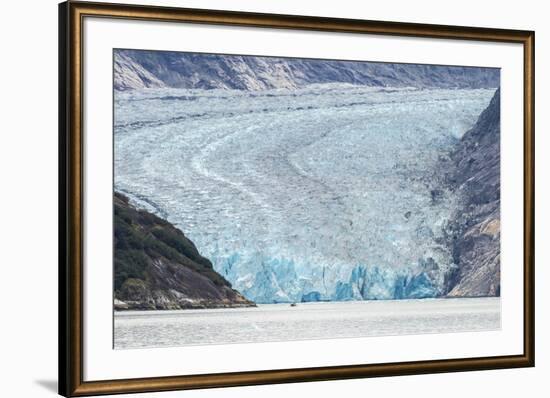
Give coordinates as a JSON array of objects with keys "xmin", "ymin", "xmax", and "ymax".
[
  {"xmin": 114, "ymin": 49, "xmax": 500, "ymax": 91},
  {"xmin": 444, "ymin": 89, "xmax": 501, "ymax": 297},
  {"xmin": 114, "ymin": 192, "xmax": 255, "ymax": 310}
]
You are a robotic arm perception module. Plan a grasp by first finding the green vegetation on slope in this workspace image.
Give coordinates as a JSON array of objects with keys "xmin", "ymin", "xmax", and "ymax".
[{"xmin": 114, "ymin": 192, "xmax": 254, "ymax": 310}]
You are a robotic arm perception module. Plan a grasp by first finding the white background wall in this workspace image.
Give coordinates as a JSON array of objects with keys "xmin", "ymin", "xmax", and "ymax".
[{"xmin": 0, "ymin": 0, "xmax": 547, "ymax": 397}]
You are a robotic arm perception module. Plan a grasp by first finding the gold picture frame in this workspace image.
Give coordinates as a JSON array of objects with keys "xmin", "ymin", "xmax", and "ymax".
[{"xmin": 59, "ymin": 1, "xmax": 535, "ymax": 396}]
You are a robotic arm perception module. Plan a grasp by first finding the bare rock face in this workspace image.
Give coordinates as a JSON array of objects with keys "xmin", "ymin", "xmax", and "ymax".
[
  {"xmin": 444, "ymin": 89, "xmax": 500, "ymax": 297},
  {"xmin": 114, "ymin": 49, "xmax": 500, "ymax": 91},
  {"xmin": 114, "ymin": 51, "xmax": 167, "ymax": 90},
  {"xmin": 114, "ymin": 192, "xmax": 255, "ymax": 310}
]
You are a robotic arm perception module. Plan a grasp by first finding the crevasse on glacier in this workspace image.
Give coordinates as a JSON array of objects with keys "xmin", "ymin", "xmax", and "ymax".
[{"xmin": 114, "ymin": 85, "xmax": 496, "ymax": 303}]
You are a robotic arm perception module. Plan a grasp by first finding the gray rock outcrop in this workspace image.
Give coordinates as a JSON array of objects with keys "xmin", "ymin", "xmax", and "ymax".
[
  {"xmin": 444, "ymin": 89, "xmax": 501, "ymax": 297},
  {"xmin": 114, "ymin": 49, "xmax": 500, "ymax": 91}
]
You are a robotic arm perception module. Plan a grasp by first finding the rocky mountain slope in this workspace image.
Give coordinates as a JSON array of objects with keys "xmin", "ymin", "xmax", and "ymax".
[
  {"xmin": 114, "ymin": 49, "xmax": 499, "ymax": 91},
  {"xmin": 444, "ymin": 89, "xmax": 500, "ymax": 297},
  {"xmin": 114, "ymin": 192, "xmax": 255, "ymax": 310}
]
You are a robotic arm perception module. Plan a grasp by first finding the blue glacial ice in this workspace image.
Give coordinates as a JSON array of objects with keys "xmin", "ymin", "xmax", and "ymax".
[{"xmin": 114, "ymin": 85, "xmax": 495, "ymax": 303}]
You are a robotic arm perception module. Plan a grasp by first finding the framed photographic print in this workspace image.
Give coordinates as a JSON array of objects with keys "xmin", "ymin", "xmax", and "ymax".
[{"xmin": 59, "ymin": 1, "xmax": 535, "ymax": 396}]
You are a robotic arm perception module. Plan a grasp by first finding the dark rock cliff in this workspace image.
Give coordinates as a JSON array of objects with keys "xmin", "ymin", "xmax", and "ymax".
[
  {"xmin": 114, "ymin": 192, "xmax": 255, "ymax": 310},
  {"xmin": 114, "ymin": 49, "xmax": 500, "ymax": 91},
  {"xmin": 444, "ymin": 89, "xmax": 501, "ymax": 297}
]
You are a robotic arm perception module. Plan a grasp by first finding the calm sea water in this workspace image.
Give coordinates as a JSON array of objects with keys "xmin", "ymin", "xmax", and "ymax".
[{"xmin": 114, "ymin": 297, "xmax": 500, "ymax": 349}]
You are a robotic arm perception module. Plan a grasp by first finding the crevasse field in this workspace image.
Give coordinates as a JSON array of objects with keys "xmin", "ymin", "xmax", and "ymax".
[{"xmin": 114, "ymin": 85, "xmax": 496, "ymax": 304}]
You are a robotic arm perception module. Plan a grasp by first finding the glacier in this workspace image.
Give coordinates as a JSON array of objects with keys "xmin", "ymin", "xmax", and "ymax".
[{"xmin": 114, "ymin": 85, "xmax": 496, "ymax": 303}]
